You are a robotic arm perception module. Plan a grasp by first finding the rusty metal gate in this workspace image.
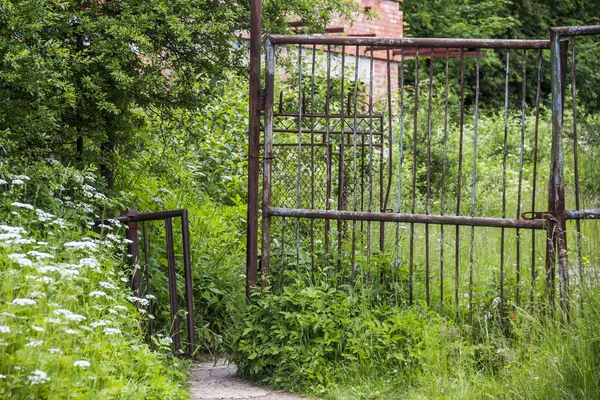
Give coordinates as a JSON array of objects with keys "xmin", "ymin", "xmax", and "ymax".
[
  {"xmin": 247, "ymin": 20, "xmax": 600, "ymax": 320},
  {"xmin": 97, "ymin": 209, "xmax": 196, "ymax": 356}
]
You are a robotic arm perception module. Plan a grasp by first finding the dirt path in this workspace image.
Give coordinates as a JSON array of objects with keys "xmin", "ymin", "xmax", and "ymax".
[{"xmin": 190, "ymin": 360, "xmax": 308, "ymax": 400}]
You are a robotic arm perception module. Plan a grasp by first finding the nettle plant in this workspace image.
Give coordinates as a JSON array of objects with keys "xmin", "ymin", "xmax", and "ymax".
[{"xmin": 0, "ymin": 161, "xmax": 187, "ymax": 399}]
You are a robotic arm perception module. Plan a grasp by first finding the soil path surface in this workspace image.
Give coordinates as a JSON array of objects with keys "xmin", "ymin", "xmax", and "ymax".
[{"xmin": 190, "ymin": 360, "xmax": 307, "ymax": 400}]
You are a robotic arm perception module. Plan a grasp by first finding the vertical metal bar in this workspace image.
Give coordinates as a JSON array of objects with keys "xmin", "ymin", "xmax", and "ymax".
[
  {"xmin": 500, "ymin": 49, "xmax": 511, "ymax": 320},
  {"xmin": 394, "ymin": 49, "xmax": 405, "ymax": 281},
  {"xmin": 181, "ymin": 210, "xmax": 195, "ymax": 356},
  {"xmin": 141, "ymin": 221, "xmax": 154, "ymax": 350},
  {"xmin": 367, "ymin": 47, "xmax": 375, "ymax": 280},
  {"xmin": 516, "ymin": 50, "xmax": 527, "ymax": 307},
  {"xmin": 531, "ymin": 50, "xmax": 543, "ymax": 305},
  {"xmin": 410, "ymin": 48, "xmax": 419, "ymax": 305},
  {"xmin": 440, "ymin": 49, "xmax": 450, "ymax": 309},
  {"xmin": 122, "ymin": 210, "xmax": 142, "ymax": 297},
  {"xmin": 351, "ymin": 46, "xmax": 360, "ymax": 282},
  {"xmin": 456, "ymin": 49, "xmax": 466, "ymax": 313},
  {"xmin": 296, "ymin": 45, "xmax": 303, "ymax": 271},
  {"xmin": 425, "ymin": 48, "xmax": 434, "ymax": 306},
  {"xmin": 549, "ymin": 33, "xmax": 569, "ymax": 315},
  {"xmin": 246, "ymin": 0, "xmax": 262, "ymax": 299},
  {"xmin": 324, "ymin": 46, "xmax": 332, "ymax": 271},
  {"xmin": 382, "ymin": 48, "xmax": 394, "ymax": 259},
  {"xmin": 571, "ymin": 37, "xmax": 583, "ymax": 282},
  {"xmin": 261, "ymin": 39, "xmax": 275, "ymax": 285},
  {"xmin": 280, "ymin": 217, "xmax": 286, "ymax": 293},
  {"xmin": 165, "ymin": 218, "xmax": 181, "ymax": 354},
  {"xmin": 337, "ymin": 47, "xmax": 346, "ymax": 278},
  {"xmin": 469, "ymin": 54, "xmax": 481, "ymax": 324},
  {"xmin": 310, "ymin": 45, "xmax": 316, "ymax": 283}
]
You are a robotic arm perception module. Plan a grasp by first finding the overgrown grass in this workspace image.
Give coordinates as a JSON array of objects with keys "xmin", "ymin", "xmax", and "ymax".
[
  {"xmin": 232, "ymin": 269, "xmax": 600, "ymax": 399},
  {"xmin": 0, "ymin": 163, "xmax": 189, "ymax": 399}
]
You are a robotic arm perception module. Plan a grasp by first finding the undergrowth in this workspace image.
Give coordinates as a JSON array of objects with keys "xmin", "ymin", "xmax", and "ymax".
[
  {"xmin": 0, "ymin": 161, "xmax": 189, "ymax": 399},
  {"xmin": 231, "ymin": 270, "xmax": 600, "ymax": 399}
]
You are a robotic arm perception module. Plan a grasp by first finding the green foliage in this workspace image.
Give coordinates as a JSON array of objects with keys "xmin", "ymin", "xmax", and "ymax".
[
  {"xmin": 231, "ymin": 271, "xmax": 600, "ymax": 399},
  {"xmin": 0, "ymin": 0, "xmax": 363, "ymax": 187},
  {"xmin": 0, "ymin": 161, "xmax": 188, "ymax": 399},
  {"xmin": 400, "ymin": 0, "xmax": 600, "ymax": 111}
]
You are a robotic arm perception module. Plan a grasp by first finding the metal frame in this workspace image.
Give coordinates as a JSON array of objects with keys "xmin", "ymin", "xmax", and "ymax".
[
  {"xmin": 247, "ymin": 13, "xmax": 600, "ymax": 320},
  {"xmin": 98, "ymin": 209, "xmax": 195, "ymax": 356}
]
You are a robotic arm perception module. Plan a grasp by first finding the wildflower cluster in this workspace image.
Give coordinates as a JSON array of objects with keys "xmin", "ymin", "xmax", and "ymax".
[{"xmin": 0, "ymin": 165, "xmax": 187, "ymax": 399}]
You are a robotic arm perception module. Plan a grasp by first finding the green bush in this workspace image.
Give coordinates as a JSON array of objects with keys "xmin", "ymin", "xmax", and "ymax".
[{"xmin": 0, "ymin": 161, "xmax": 188, "ymax": 399}]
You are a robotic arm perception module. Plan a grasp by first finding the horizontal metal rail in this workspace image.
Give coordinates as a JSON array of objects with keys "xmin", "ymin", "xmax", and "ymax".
[
  {"xmin": 272, "ymin": 112, "xmax": 384, "ymax": 119},
  {"xmin": 550, "ymin": 25, "xmax": 600, "ymax": 36},
  {"xmin": 268, "ymin": 207, "xmax": 546, "ymax": 230},
  {"xmin": 565, "ymin": 209, "xmax": 600, "ymax": 220},
  {"xmin": 268, "ymin": 35, "xmax": 551, "ymax": 49},
  {"xmin": 96, "ymin": 209, "xmax": 186, "ymax": 224}
]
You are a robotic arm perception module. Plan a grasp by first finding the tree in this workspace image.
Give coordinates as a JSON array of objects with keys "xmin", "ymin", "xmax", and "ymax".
[
  {"xmin": 400, "ymin": 0, "xmax": 600, "ymax": 111},
  {"xmin": 0, "ymin": 0, "xmax": 360, "ymax": 188}
]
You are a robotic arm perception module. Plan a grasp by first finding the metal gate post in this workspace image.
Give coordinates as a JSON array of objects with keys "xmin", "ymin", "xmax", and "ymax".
[
  {"xmin": 246, "ymin": 0, "xmax": 262, "ymax": 299},
  {"xmin": 122, "ymin": 209, "xmax": 142, "ymax": 297},
  {"xmin": 548, "ymin": 31, "xmax": 570, "ymax": 313},
  {"xmin": 261, "ymin": 38, "xmax": 275, "ymax": 282}
]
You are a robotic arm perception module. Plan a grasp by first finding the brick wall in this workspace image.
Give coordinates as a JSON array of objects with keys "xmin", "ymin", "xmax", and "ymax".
[{"xmin": 329, "ymin": 0, "xmax": 403, "ymax": 113}]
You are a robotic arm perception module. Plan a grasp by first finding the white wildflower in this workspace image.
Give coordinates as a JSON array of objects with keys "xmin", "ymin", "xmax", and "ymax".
[
  {"xmin": 27, "ymin": 251, "xmax": 54, "ymax": 260},
  {"xmin": 108, "ymin": 309, "xmax": 118, "ymax": 315},
  {"xmin": 78, "ymin": 257, "xmax": 99, "ymax": 268},
  {"xmin": 0, "ymin": 225, "xmax": 25, "ymax": 234},
  {"xmin": 97, "ymin": 224, "xmax": 113, "ymax": 230},
  {"xmin": 0, "ymin": 312, "xmax": 16, "ymax": 318},
  {"xmin": 98, "ymin": 281, "xmax": 116, "ymax": 290},
  {"xmin": 48, "ymin": 348, "xmax": 63, "ymax": 354},
  {"xmin": 0, "ymin": 233, "xmax": 21, "ymax": 241},
  {"xmin": 123, "ymin": 239, "xmax": 133, "ymax": 244},
  {"xmin": 51, "ymin": 219, "xmax": 66, "ymax": 228},
  {"xmin": 64, "ymin": 241, "xmax": 98, "ymax": 252},
  {"xmin": 89, "ymin": 291, "xmax": 107, "ymax": 298},
  {"xmin": 29, "ymin": 291, "xmax": 46, "ymax": 299},
  {"xmin": 28, "ymin": 370, "xmax": 50, "ymax": 385},
  {"xmin": 90, "ymin": 320, "xmax": 109, "ymax": 328},
  {"xmin": 35, "ymin": 209, "xmax": 55, "ymax": 222},
  {"xmin": 127, "ymin": 296, "xmax": 149, "ymax": 307},
  {"xmin": 12, "ymin": 174, "xmax": 30, "ymax": 181},
  {"xmin": 113, "ymin": 305, "xmax": 128, "ymax": 311},
  {"xmin": 11, "ymin": 298, "xmax": 36, "ymax": 306},
  {"xmin": 106, "ymin": 234, "xmax": 120, "ymax": 242},
  {"xmin": 73, "ymin": 360, "xmax": 91, "ymax": 368},
  {"xmin": 54, "ymin": 309, "xmax": 86, "ymax": 322},
  {"xmin": 103, "ymin": 328, "xmax": 121, "ymax": 335},
  {"xmin": 0, "ymin": 179, "xmax": 6, "ymax": 185},
  {"xmin": 0, "ymin": 326, "xmax": 10, "ymax": 333},
  {"xmin": 31, "ymin": 326, "xmax": 45, "ymax": 332},
  {"xmin": 8, "ymin": 254, "xmax": 33, "ymax": 267},
  {"xmin": 11, "ymin": 179, "xmax": 24, "ymax": 185},
  {"xmin": 0, "ymin": 374, "xmax": 5, "ymax": 378},
  {"xmin": 148, "ymin": 314, "xmax": 155, "ymax": 320},
  {"xmin": 145, "ymin": 294, "xmax": 156, "ymax": 300},
  {"xmin": 64, "ymin": 328, "xmax": 79, "ymax": 334},
  {"xmin": 38, "ymin": 276, "xmax": 54, "ymax": 284},
  {"xmin": 11, "ymin": 202, "xmax": 34, "ymax": 210},
  {"xmin": 38, "ymin": 266, "xmax": 60, "ymax": 274},
  {"xmin": 26, "ymin": 340, "xmax": 44, "ymax": 347},
  {"xmin": 7, "ymin": 238, "xmax": 36, "ymax": 245}
]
